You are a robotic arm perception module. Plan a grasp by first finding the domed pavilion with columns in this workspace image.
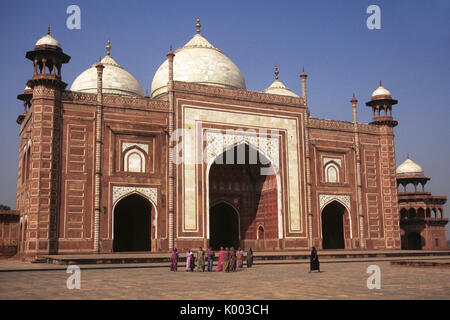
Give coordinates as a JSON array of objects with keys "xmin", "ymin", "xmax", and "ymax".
[
  {"xmin": 10, "ymin": 20, "xmax": 448, "ymax": 258},
  {"xmin": 397, "ymin": 157, "xmax": 448, "ymax": 249}
]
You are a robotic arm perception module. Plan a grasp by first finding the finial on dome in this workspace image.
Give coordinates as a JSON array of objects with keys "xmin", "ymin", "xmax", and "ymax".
[
  {"xmin": 300, "ymin": 66, "xmax": 307, "ymax": 79},
  {"xmin": 407, "ymin": 153, "xmax": 410, "ymax": 159},
  {"xmin": 196, "ymin": 17, "xmax": 201, "ymax": 34},
  {"xmin": 379, "ymin": 80, "xmax": 382, "ymax": 86},
  {"xmin": 47, "ymin": 25, "xmax": 51, "ymax": 35},
  {"xmin": 167, "ymin": 44, "xmax": 175, "ymax": 59},
  {"xmin": 106, "ymin": 39, "xmax": 111, "ymax": 56},
  {"xmin": 274, "ymin": 65, "xmax": 279, "ymax": 80}
]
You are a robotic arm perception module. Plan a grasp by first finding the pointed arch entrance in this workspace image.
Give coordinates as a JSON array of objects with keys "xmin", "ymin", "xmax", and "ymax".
[
  {"xmin": 113, "ymin": 193, "xmax": 152, "ymax": 252},
  {"xmin": 209, "ymin": 202, "xmax": 239, "ymax": 250},
  {"xmin": 321, "ymin": 201, "xmax": 347, "ymax": 249},
  {"xmin": 406, "ymin": 232, "xmax": 422, "ymax": 250},
  {"xmin": 207, "ymin": 142, "xmax": 279, "ymax": 250}
]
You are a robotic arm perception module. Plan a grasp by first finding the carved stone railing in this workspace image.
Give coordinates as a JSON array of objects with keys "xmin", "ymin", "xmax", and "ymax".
[
  {"xmin": 62, "ymin": 91, "xmax": 170, "ymax": 112},
  {"xmin": 172, "ymin": 81, "xmax": 305, "ymax": 108},
  {"xmin": 308, "ymin": 117, "xmax": 379, "ymax": 134},
  {"xmin": 62, "ymin": 91, "xmax": 97, "ymax": 105}
]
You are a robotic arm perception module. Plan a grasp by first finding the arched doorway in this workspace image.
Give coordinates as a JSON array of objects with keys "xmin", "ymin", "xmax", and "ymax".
[
  {"xmin": 321, "ymin": 201, "xmax": 346, "ymax": 249},
  {"xmin": 407, "ymin": 232, "xmax": 422, "ymax": 250},
  {"xmin": 208, "ymin": 142, "xmax": 279, "ymax": 250},
  {"xmin": 209, "ymin": 202, "xmax": 239, "ymax": 250},
  {"xmin": 113, "ymin": 193, "xmax": 152, "ymax": 252}
]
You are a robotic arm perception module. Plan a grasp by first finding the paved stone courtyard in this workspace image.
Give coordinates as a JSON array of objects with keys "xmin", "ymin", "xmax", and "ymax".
[{"xmin": 0, "ymin": 261, "xmax": 449, "ymax": 300}]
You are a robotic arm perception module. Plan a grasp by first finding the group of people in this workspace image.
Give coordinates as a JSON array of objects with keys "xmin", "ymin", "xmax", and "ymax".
[
  {"xmin": 170, "ymin": 246, "xmax": 254, "ymax": 272},
  {"xmin": 170, "ymin": 246, "xmax": 320, "ymax": 273}
]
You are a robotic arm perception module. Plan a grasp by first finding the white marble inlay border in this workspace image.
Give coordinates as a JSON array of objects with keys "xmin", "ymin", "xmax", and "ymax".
[
  {"xmin": 319, "ymin": 194, "xmax": 351, "ymax": 212},
  {"xmin": 205, "ymin": 131, "xmax": 280, "ymax": 171},
  {"xmin": 122, "ymin": 142, "xmax": 149, "ymax": 154},
  {"xmin": 323, "ymin": 157, "xmax": 342, "ymax": 166},
  {"xmin": 112, "ymin": 186, "xmax": 157, "ymax": 205}
]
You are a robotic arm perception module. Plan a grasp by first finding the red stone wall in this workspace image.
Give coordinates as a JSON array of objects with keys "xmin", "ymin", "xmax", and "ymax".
[
  {"xmin": 0, "ymin": 211, "xmax": 19, "ymax": 257},
  {"xmin": 378, "ymin": 126, "xmax": 401, "ymax": 249},
  {"xmin": 308, "ymin": 118, "xmax": 401, "ymax": 250}
]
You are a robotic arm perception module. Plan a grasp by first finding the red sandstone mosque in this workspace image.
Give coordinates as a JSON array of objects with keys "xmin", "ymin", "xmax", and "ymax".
[{"xmin": 2, "ymin": 20, "xmax": 447, "ymax": 258}]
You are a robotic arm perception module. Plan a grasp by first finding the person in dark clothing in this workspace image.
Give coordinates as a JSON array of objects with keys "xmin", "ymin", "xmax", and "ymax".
[
  {"xmin": 206, "ymin": 247, "xmax": 215, "ymax": 272},
  {"xmin": 246, "ymin": 248, "xmax": 253, "ymax": 268},
  {"xmin": 189, "ymin": 250, "xmax": 196, "ymax": 272},
  {"xmin": 309, "ymin": 246, "xmax": 320, "ymax": 273},
  {"xmin": 230, "ymin": 247, "xmax": 237, "ymax": 272}
]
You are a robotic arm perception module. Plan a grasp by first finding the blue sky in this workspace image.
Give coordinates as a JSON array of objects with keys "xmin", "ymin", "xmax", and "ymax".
[{"xmin": 0, "ymin": 0, "xmax": 449, "ymax": 239}]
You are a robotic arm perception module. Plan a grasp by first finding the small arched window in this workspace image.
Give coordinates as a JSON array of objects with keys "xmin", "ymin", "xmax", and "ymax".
[
  {"xmin": 400, "ymin": 208, "xmax": 408, "ymax": 220},
  {"xmin": 124, "ymin": 148, "xmax": 146, "ymax": 173},
  {"xmin": 257, "ymin": 225, "xmax": 265, "ymax": 240},
  {"xmin": 324, "ymin": 162, "xmax": 340, "ymax": 183},
  {"xmin": 21, "ymin": 149, "xmax": 27, "ymax": 184}
]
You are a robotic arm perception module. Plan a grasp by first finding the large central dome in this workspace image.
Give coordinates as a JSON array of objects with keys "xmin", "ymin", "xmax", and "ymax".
[{"xmin": 151, "ymin": 26, "xmax": 246, "ymax": 98}]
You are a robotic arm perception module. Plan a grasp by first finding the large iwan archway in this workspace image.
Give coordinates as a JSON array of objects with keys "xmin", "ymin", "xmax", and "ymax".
[
  {"xmin": 113, "ymin": 193, "xmax": 152, "ymax": 252},
  {"xmin": 208, "ymin": 143, "xmax": 279, "ymax": 250}
]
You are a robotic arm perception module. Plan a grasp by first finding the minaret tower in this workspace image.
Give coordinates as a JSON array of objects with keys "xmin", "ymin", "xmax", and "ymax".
[
  {"xmin": 365, "ymin": 80, "xmax": 398, "ymax": 127},
  {"xmin": 20, "ymin": 27, "xmax": 70, "ymax": 257},
  {"xmin": 366, "ymin": 82, "xmax": 401, "ymax": 249}
]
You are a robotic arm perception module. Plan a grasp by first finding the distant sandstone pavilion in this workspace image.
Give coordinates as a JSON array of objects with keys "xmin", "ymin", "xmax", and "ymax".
[{"xmin": 5, "ymin": 20, "xmax": 447, "ymax": 258}]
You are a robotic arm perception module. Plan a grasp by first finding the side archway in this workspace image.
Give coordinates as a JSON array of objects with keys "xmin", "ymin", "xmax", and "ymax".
[
  {"xmin": 113, "ymin": 193, "xmax": 153, "ymax": 252},
  {"xmin": 321, "ymin": 201, "xmax": 350, "ymax": 249}
]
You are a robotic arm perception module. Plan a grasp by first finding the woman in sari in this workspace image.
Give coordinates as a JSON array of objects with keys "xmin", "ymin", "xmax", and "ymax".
[
  {"xmin": 217, "ymin": 246, "xmax": 225, "ymax": 271},
  {"xmin": 309, "ymin": 247, "xmax": 320, "ymax": 273},
  {"xmin": 197, "ymin": 247, "xmax": 205, "ymax": 272},
  {"xmin": 185, "ymin": 249, "xmax": 191, "ymax": 272},
  {"xmin": 236, "ymin": 247, "xmax": 243, "ymax": 268},
  {"xmin": 222, "ymin": 247, "xmax": 230, "ymax": 272},
  {"xmin": 170, "ymin": 248, "xmax": 179, "ymax": 271}
]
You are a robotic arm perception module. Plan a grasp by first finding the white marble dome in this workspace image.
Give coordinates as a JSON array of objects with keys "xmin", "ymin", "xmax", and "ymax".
[
  {"xmin": 264, "ymin": 79, "xmax": 300, "ymax": 98},
  {"xmin": 371, "ymin": 84, "xmax": 392, "ymax": 99},
  {"xmin": 70, "ymin": 55, "xmax": 144, "ymax": 97},
  {"xmin": 35, "ymin": 34, "xmax": 61, "ymax": 48},
  {"xmin": 396, "ymin": 158, "xmax": 424, "ymax": 176},
  {"xmin": 151, "ymin": 33, "xmax": 246, "ymax": 98}
]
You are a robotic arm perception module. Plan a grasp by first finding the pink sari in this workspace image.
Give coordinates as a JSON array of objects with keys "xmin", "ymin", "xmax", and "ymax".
[{"xmin": 217, "ymin": 250, "xmax": 225, "ymax": 271}]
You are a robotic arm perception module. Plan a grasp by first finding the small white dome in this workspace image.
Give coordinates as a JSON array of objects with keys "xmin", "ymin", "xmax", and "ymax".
[
  {"xmin": 371, "ymin": 84, "xmax": 391, "ymax": 99},
  {"xmin": 35, "ymin": 34, "xmax": 61, "ymax": 48},
  {"xmin": 396, "ymin": 158, "xmax": 424, "ymax": 176},
  {"xmin": 151, "ymin": 33, "xmax": 246, "ymax": 98},
  {"xmin": 70, "ymin": 55, "xmax": 144, "ymax": 97},
  {"xmin": 264, "ymin": 79, "xmax": 300, "ymax": 98}
]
